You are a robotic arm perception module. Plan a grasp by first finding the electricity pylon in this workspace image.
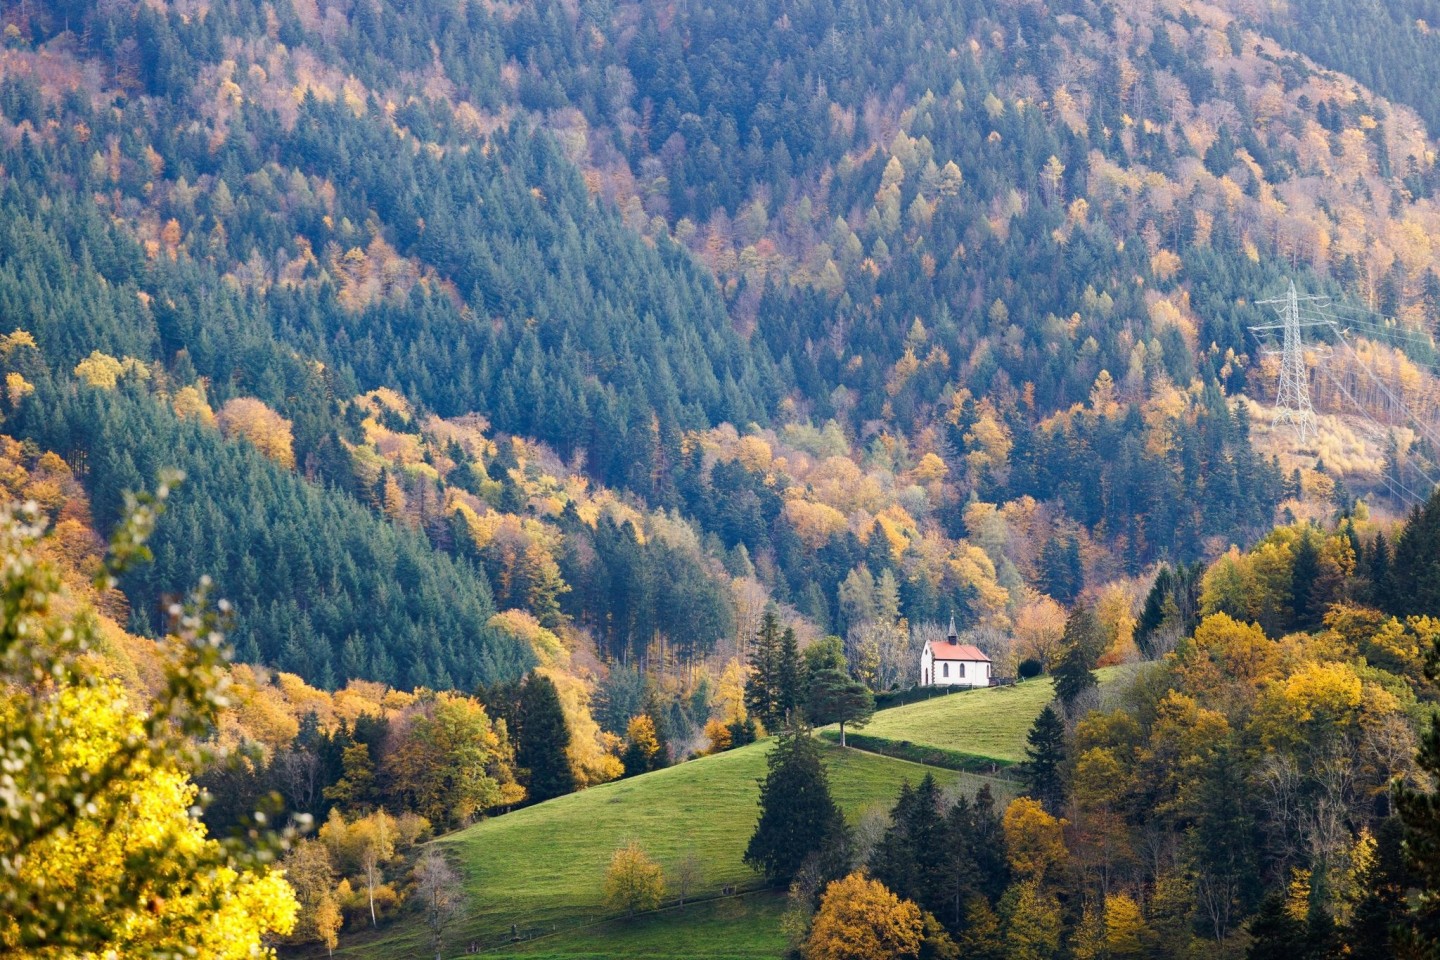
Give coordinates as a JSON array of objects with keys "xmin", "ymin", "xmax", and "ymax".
[{"xmin": 1252, "ymin": 281, "xmax": 1330, "ymax": 444}]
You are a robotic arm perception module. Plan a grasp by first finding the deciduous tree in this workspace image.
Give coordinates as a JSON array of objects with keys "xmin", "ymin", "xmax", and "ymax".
[
  {"xmin": 0, "ymin": 495, "xmax": 299, "ymax": 955},
  {"xmin": 216, "ymin": 396, "xmax": 297, "ymax": 469},
  {"xmin": 414, "ymin": 846, "xmax": 464, "ymax": 960},
  {"xmin": 806, "ymin": 872, "xmax": 925, "ymax": 960},
  {"xmin": 604, "ymin": 841, "xmax": 666, "ymax": 916},
  {"xmin": 384, "ymin": 691, "xmax": 523, "ymax": 826}
]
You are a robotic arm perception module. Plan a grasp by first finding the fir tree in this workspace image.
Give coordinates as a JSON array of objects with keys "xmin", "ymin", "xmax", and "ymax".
[
  {"xmin": 1040, "ymin": 536, "xmax": 1084, "ymax": 604},
  {"xmin": 744, "ymin": 722, "xmax": 847, "ymax": 885},
  {"xmin": 1052, "ymin": 607, "xmax": 1102, "ymax": 717},
  {"xmin": 1290, "ymin": 529, "xmax": 1323, "ymax": 632},
  {"xmin": 745, "ymin": 611, "xmax": 783, "ymax": 728},
  {"xmin": 807, "ymin": 668, "xmax": 875, "ymax": 747},
  {"xmin": 1368, "ymin": 531, "xmax": 1392, "ymax": 608},
  {"xmin": 1396, "ymin": 637, "xmax": 1440, "ymax": 950},
  {"xmin": 1389, "ymin": 490, "xmax": 1440, "ymax": 617},
  {"xmin": 1346, "ymin": 818, "xmax": 1409, "ymax": 959},
  {"xmin": 869, "ymin": 773, "xmax": 948, "ymax": 920},
  {"xmin": 1246, "ymin": 895, "xmax": 1304, "ymax": 960},
  {"xmin": 776, "ymin": 626, "xmax": 802, "ymax": 723},
  {"xmin": 515, "ymin": 672, "xmax": 575, "ymax": 803},
  {"xmin": 1022, "ymin": 706, "xmax": 1066, "ymax": 814}
]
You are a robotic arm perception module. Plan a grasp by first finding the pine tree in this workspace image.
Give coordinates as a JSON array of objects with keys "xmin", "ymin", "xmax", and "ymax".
[
  {"xmin": 516, "ymin": 672, "xmax": 575, "ymax": 803},
  {"xmin": 1052, "ymin": 607, "xmax": 1102, "ymax": 717},
  {"xmin": 807, "ymin": 668, "xmax": 875, "ymax": 747},
  {"xmin": 1022, "ymin": 706, "xmax": 1066, "ymax": 814},
  {"xmin": 744, "ymin": 723, "xmax": 847, "ymax": 885},
  {"xmin": 1290, "ymin": 529, "xmax": 1323, "ymax": 632},
  {"xmin": 745, "ymin": 611, "xmax": 783, "ymax": 728},
  {"xmin": 1389, "ymin": 490, "xmax": 1440, "ymax": 617},
  {"xmin": 1245, "ymin": 895, "xmax": 1304, "ymax": 960}
]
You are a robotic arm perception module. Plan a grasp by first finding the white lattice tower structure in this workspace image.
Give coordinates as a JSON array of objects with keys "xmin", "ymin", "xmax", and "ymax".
[
  {"xmin": 1275, "ymin": 281, "xmax": 1316, "ymax": 441},
  {"xmin": 1253, "ymin": 281, "xmax": 1328, "ymax": 445}
]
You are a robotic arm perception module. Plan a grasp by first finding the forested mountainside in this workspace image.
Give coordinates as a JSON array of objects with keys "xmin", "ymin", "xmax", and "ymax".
[
  {"xmin": 1, "ymin": 0, "xmax": 1439, "ymax": 706},
  {"xmin": 8, "ymin": 0, "xmax": 1440, "ymax": 957}
]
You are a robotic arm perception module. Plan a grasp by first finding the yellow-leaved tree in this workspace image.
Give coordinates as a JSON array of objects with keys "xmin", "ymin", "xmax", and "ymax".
[
  {"xmin": 216, "ymin": 396, "xmax": 297, "ymax": 469},
  {"xmin": 806, "ymin": 872, "xmax": 924, "ymax": 960},
  {"xmin": 603, "ymin": 841, "xmax": 665, "ymax": 916},
  {"xmin": 0, "ymin": 484, "xmax": 300, "ymax": 956}
]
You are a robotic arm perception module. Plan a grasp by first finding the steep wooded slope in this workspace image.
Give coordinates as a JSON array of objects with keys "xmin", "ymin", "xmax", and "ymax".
[{"xmin": 0, "ymin": 0, "xmax": 1436, "ymax": 691}]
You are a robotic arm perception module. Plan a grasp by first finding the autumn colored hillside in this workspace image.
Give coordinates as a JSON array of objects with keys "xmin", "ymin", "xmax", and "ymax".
[{"xmin": 3, "ymin": 0, "xmax": 1440, "ymax": 954}]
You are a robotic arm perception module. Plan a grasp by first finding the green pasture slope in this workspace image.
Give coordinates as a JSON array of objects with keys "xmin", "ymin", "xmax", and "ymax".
[
  {"xmin": 344, "ymin": 667, "xmax": 1143, "ymax": 958},
  {"xmin": 344, "ymin": 741, "xmax": 1008, "ymax": 959},
  {"xmin": 848, "ymin": 665, "xmax": 1141, "ymax": 766}
]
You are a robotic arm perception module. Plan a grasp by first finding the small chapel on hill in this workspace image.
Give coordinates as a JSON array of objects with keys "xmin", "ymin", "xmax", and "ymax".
[{"xmin": 919, "ymin": 618, "xmax": 992, "ymax": 688}]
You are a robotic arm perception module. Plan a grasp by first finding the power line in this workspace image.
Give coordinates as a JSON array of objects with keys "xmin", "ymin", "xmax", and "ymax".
[
  {"xmin": 1309, "ymin": 311, "xmax": 1436, "ymax": 350},
  {"xmin": 1250, "ymin": 280, "xmax": 1328, "ymax": 443},
  {"xmin": 1248, "ymin": 281, "xmax": 1440, "ymax": 508},
  {"xmin": 1332, "ymin": 328, "xmax": 1440, "ymax": 457},
  {"xmin": 1313, "ymin": 360, "xmax": 1437, "ymax": 508}
]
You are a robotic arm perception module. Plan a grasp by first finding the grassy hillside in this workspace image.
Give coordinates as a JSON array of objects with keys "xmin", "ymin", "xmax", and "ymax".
[
  {"xmin": 344, "ymin": 741, "xmax": 1007, "ymax": 958},
  {"xmin": 853, "ymin": 666, "xmax": 1141, "ymax": 766},
  {"xmin": 482, "ymin": 893, "xmax": 788, "ymax": 959}
]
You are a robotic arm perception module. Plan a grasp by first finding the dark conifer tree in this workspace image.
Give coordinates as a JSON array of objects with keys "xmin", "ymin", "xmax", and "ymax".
[
  {"xmin": 871, "ymin": 781, "xmax": 920, "ymax": 898},
  {"xmin": 1189, "ymin": 741, "xmax": 1263, "ymax": 940},
  {"xmin": 744, "ymin": 611, "xmax": 783, "ymax": 728},
  {"xmin": 776, "ymin": 626, "xmax": 802, "ymax": 722},
  {"xmin": 1290, "ymin": 529, "xmax": 1323, "ymax": 632},
  {"xmin": 1053, "ymin": 607, "xmax": 1103, "ymax": 716},
  {"xmin": 1135, "ymin": 565, "xmax": 1177, "ymax": 654},
  {"xmin": 1039, "ymin": 536, "xmax": 1083, "ymax": 604},
  {"xmin": 966, "ymin": 785, "xmax": 1010, "ymax": 903},
  {"xmin": 1369, "ymin": 531, "xmax": 1393, "ymax": 609},
  {"xmin": 1303, "ymin": 883, "xmax": 1342, "ymax": 960},
  {"xmin": 1246, "ymin": 895, "xmax": 1305, "ymax": 960},
  {"xmin": 1346, "ymin": 817, "xmax": 1409, "ymax": 959},
  {"xmin": 870, "ymin": 773, "xmax": 948, "ymax": 919},
  {"xmin": 1396, "ymin": 634, "xmax": 1440, "ymax": 951},
  {"xmin": 515, "ymin": 672, "xmax": 575, "ymax": 803},
  {"xmin": 1022, "ymin": 705, "xmax": 1067, "ymax": 813},
  {"xmin": 744, "ymin": 722, "xmax": 846, "ymax": 885},
  {"xmin": 1388, "ymin": 490, "xmax": 1440, "ymax": 617}
]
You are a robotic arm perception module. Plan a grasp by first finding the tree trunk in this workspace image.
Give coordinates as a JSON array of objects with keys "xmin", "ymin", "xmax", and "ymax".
[{"xmin": 840, "ymin": 721, "xmax": 846, "ymax": 747}]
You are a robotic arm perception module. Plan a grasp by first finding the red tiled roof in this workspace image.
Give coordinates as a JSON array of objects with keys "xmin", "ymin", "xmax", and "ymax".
[{"xmin": 928, "ymin": 640, "xmax": 991, "ymax": 662}]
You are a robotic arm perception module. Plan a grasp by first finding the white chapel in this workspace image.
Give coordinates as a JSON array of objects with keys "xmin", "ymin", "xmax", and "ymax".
[{"xmin": 920, "ymin": 618, "xmax": 992, "ymax": 688}]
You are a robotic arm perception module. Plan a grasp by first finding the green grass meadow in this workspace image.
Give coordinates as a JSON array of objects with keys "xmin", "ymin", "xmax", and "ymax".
[
  {"xmin": 343, "ymin": 740, "xmax": 1007, "ymax": 958},
  {"xmin": 341, "ymin": 666, "xmax": 1141, "ymax": 958},
  {"xmin": 853, "ymin": 665, "xmax": 1139, "ymax": 764}
]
